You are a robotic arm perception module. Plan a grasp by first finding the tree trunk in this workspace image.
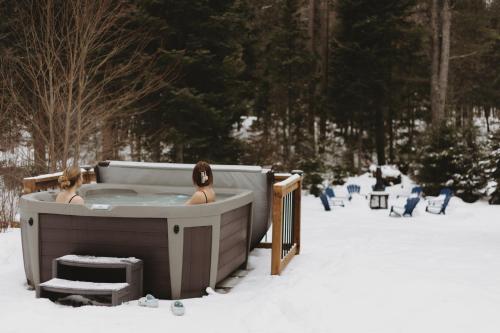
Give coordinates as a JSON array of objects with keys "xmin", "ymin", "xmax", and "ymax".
[
  {"xmin": 101, "ymin": 120, "xmax": 114, "ymax": 161},
  {"xmin": 438, "ymin": 0, "xmax": 451, "ymax": 119},
  {"xmin": 318, "ymin": 113, "xmax": 326, "ymax": 154},
  {"xmin": 485, "ymin": 106, "xmax": 490, "ymax": 133},
  {"xmin": 175, "ymin": 142, "xmax": 184, "ymax": 163},
  {"xmin": 408, "ymin": 95, "xmax": 414, "ymax": 148},
  {"xmin": 375, "ymin": 105, "xmax": 386, "ymax": 165},
  {"xmin": 48, "ymin": 113, "xmax": 57, "ymax": 172},
  {"xmin": 32, "ymin": 113, "xmax": 47, "ymax": 174},
  {"xmin": 430, "ymin": 0, "xmax": 452, "ymax": 126},
  {"xmin": 388, "ymin": 107, "xmax": 394, "ymax": 163},
  {"xmin": 357, "ymin": 120, "xmax": 364, "ymax": 172},
  {"xmin": 151, "ymin": 138, "xmax": 161, "ymax": 162},
  {"xmin": 319, "ymin": 0, "xmax": 330, "ymax": 155},
  {"xmin": 285, "ymin": 58, "xmax": 292, "ymax": 166}
]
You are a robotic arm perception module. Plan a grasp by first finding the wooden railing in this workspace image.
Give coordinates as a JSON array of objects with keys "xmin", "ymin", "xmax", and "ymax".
[
  {"xmin": 257, "ymin": 172, "xmax": 302, "ymax": 275},
  {"xmin": 22, "ymin": 167, "xmax": 96, "ymax": 194}
]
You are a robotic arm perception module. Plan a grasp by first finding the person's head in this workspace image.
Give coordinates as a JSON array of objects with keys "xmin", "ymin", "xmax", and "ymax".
[
  {"xmin": 58, "ymin": 165, "xmax": 82, "ymax": 190},
  {"xmin": 192, "ymin": 161, "xmax": 213, "ymax": 188}
]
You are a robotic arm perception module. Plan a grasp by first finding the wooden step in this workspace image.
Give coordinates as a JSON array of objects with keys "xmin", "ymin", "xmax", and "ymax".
[
  {"xmin": 36, "ymin": 255, "xmax": 144, "ymax": 306},
  {"xmin": 52, "ymin": 255, "xmax": 143, "ymax": 301},
  {"xmin": 56, "ymin": 255, "xmax": 141, "ymax": 268},
  {"xmin": 37, "ymin": 278, "xmax": 130, "ymax": 306}
]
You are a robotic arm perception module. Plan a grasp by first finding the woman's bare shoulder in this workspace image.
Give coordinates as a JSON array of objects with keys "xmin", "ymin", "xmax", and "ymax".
[
  {"xmin": 71, "ymin": 196, "xmax": 85, "ymax": 205},
  {"xmin": 186, "ymin": 191, "xmax": 206, "ymax": 205}
]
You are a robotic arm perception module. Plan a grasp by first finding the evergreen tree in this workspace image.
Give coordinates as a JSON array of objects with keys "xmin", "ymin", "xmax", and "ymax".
[
  {"xmin": 135, "ymin": 0, "xmax": 252, "ymax": 163},
  {"xmin": 416, "ymin": 123, "xmax": 488, "ymax": 202},
  {"xmin": 329, "ymin": 0, "xmax": 424, "ymax": 166},
  {"xmin": 415, "ymin": 124, "xmax": 459, "ymax": 196},
  {"xmin": 244, "ymin": 0, "xmax": 316, "ymax": 169},
  {"xmin": 451, "ymin": 127, "xmax": 488, "ymax": 202},
  {"xmin": 449, "ymin": 0, "xmax": 491, "ymax": 127},
  {"xmin": 483, "ymin": 128, "xmax": 500, "ymax": 204}
]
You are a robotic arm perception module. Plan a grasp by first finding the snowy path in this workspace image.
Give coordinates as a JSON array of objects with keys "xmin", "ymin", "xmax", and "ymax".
[{"xmin": 1, "ymin": 191, "xmax": 500, "ymax": 332}]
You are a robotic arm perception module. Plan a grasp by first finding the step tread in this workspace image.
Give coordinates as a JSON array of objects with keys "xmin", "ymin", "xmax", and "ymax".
[
  {"xmin": 39, "ymin": 278, "xmax": 129, "ymax": 292},
  {"xmin": 57, "ymin": 255, "xmax": 141, "ymax": 266}
]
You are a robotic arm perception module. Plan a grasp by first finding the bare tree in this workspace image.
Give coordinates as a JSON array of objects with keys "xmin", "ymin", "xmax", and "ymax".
[
  {"xmin": 430, "ymin": 0, "xmax": 452, "ymax": 125},
  {"xmin": 1, "ymin": 0, "xmax": 175, "ymax": 172}
]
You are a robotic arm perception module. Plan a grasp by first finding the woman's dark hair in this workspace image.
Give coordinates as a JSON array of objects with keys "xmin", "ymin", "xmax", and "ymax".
[{"xmin": 192, "ymin": 161, "xmax": 213, "ymax": 187}]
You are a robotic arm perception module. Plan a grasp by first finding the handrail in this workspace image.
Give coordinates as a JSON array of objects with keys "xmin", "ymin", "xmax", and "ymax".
[
  {"xmin": 270, "ymin": 172, "xmax": 302, "ymax": 275},
  {"xmin": 22, "ymin": 168, "xmax": 96, "ymax": 194}
]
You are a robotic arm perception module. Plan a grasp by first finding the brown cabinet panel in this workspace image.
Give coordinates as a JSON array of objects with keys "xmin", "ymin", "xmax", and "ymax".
[
  {"xmin": 38, "ymin": 214, "xmax": 170, "ymax": 298},
  {"xmin": 180, "ymin": 226, "xmax": 212, "ymax": 298}
]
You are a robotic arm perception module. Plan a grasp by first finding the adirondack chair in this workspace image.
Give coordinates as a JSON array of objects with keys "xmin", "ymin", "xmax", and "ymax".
[
  {"xmin": 426, "ymin": 188, "xmax": 452, "ymax": 214},
  {"xmin": 325, "ymin": 187, "xmax": 347, "ymax": 207},
  {"xmin": 411, "ymin": 186, "xmax": 423, "ymax": 196},
  {"xmin": 320, "ymin": 193, "xmax": 331, "ymax": 211},
  {"xmin": 390, "ymin": 197, "xmax": 420, "ymax": 217},
  {"xmin": 347, "ymin": 184, "xmax": 361, "ymax": 197},
  {"xmin": 396, "ymin": 185, "xmax": 423, "ymax": 199}
]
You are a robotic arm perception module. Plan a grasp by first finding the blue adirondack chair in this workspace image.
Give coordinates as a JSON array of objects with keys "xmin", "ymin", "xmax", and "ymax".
[
  {"xmin": 411, "ymin": 186, "xmax": 423, "ymax": 196},
  {"xmin": 390, "ymin": 197, "xmax": 420, "ymax": 217},
  {"xmin": 347, "ymin": 184, "xmax": 361, "ymax": 197},
  {"xmin": 325, "ymin": 187, "xmax": 347, "ymax": 207},
  {"xmin": 320, "ymin": 193, "xmax": 331, "ymax": 211},
  {"xmin": 426, "ymin": 188, "xmax": 452, "ymax": 214},
  {"xmin": 397, "ymin": 185, "xmax": 423, "ymax": 199}
]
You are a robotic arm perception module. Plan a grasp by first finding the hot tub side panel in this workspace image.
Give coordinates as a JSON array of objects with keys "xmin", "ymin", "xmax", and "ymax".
[
  {"xmin": 38, "ymin": 214, "xmax": 171, "ymax": 298},
  {"xmin": 96, "ymin": 162, "xmax": 271, "ymax": 248},
  {"xmin": 180, "ymin": 226, "xmax": 213, "ymax": 298},
  {"xmin": 217, "ymin": 204, "xmax": 252, "ymax": 283}
]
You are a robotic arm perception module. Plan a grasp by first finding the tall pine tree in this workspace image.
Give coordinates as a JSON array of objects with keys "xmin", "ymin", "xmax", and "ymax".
[
  {"xmin": 135, "ymin": 0, "xmax": 252, "ymax": 163},
  {"xmin": 329, "ymin": 0, "xmax": 423, "ymax": 166},
  {"xmin": 244, "ymin": 0, "xmax": 316, "ymax": 169}
]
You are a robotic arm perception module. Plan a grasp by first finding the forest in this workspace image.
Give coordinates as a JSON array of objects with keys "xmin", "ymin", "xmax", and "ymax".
[{"xmin": 0, "ymin": 0, "xmax": 499, "ymax": 214}]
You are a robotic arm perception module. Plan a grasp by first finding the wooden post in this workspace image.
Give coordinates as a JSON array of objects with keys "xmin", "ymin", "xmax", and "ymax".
[
  {"xmin": 293, "ymin": 177, "xmax": 302, "ymax": 255},
  {"xmin": 271, "ymin": 185, "xmax": 283, "ymax": 275},
  {"xmin": 22, "ymin": 178, "xmax": 37, "ymax": 195}
]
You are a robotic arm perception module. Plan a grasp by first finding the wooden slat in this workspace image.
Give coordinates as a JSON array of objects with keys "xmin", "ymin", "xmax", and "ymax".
[
  {"xmin": 220, "ymin": 205, "xmax": 249, "ymax": 225},
  {"xmin": 217, "ymin": 205, "xmax": 251, "ymax": 283},
  {"xmin": 40, "ymin": 214, "xmax": 167, "ymax": 233},
  {"xmin": 216, "ymin": 252, "xmax": 246, "ymax": 282},
  {"xmin": 219, "ymin": 240, "xmax": 246, "ymax": 267},
  {"xmin": 255, "ymin": 242, "xmax": 272, "ymax": 249},
  {"xmin": 279, "ymin": 244, "xmax": 298, "ymax": 273},
  {"xmin": 218, "ymin": 229, "xmax": 246, "ymax": 254},
  {"xmin": 220, "ymin": 216, "xmax": 247, "ymax": 239}
]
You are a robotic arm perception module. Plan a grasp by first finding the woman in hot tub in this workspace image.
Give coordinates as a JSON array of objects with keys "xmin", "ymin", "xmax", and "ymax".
[
  {"xmin": 55, "ymin": 165, "xmax": 84, "ymax": 205},
  {"xmin": 186, "ymin": 161, "xmax": 215, "ymax": 204}
]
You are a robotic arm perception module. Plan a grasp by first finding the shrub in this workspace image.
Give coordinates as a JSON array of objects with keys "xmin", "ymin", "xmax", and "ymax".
[{"xmin": 415, "ymin": 123, "xmax": 487, "ymax": 202}]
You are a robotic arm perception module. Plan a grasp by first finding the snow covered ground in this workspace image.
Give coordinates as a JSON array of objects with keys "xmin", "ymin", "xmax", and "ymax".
[{"xmin": 1, "ymin": 174, "xmax": 500, "ymax": 333}]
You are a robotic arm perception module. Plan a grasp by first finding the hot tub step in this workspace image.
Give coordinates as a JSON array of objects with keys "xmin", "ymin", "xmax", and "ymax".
[
  {"xmin": 56, "ymin": 255, "xmax": 141, "ymax": 267},
  {"xmin": 37, "ymin": 278, "xmax": 130, "ymax": 306},
  {"xmin": 37, "ymin": 255, "xmax": 144, "ymax": 306}
]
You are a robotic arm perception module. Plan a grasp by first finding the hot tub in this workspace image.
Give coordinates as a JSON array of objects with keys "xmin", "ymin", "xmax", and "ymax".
[{"xmin": 20, "ymin": 163, "xmax": 272, "ymax": 300}]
